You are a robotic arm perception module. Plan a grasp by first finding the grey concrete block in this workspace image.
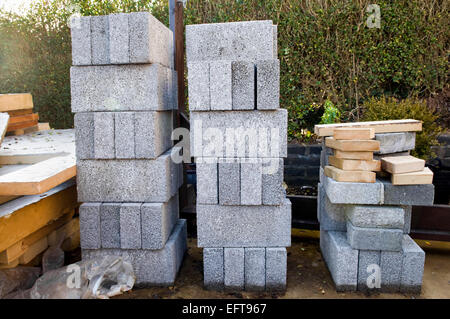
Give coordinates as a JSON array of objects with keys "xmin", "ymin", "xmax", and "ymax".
[
  {"xmin": 90, "ymin": 15, "xmax": 110, "ymax": 65},
  {"xmin": 70, "ymin": 64, "xmax": 170, "ymax": 112},
  {"xmin": 190, "ymin": 110, "xmax": 288, "ymax": 158},
  {"xmin": 322, "ymin": 175, "xmax": 384, "ymax": 205},
  {"xmin": 135, "ymin": 111, "xmax": 173, "ymax": 159},
  {"xmin": 357, "ymin": 250, "xmax": 380, "ymax": 291},
  {"xmin": 266, "ymin": 248, "xmax": 287, "ymax": 291},
  {"xmin": 210, "ymin": 60, "xmax": 232, "ymax": 110},
  {"xmin": 203, "ymin": 248, "xmax": 224, "ymax": 290},
  {"xmin": 141, "ymin": 194, "xmax": 179, "ymax": 250},
  {"xmin": 77, "ymin": 148, "xmax": 182, "ymax": 202},
  {"xmin": 400, "ymin": 235, "xmax": 425, "ymax": 294},
  {"xmin": 218, "ymin": 160, "xmax": 240, "ymax": 205},
  {"xmin": 232, "ymin": 61, "xmax": 255, "ymax": 110},
  {"xmin": 186, "ymin": 20, "xmax": 275, "ymax": 62},
  {"xmin": 115, "ymin": 112, "xmax": 135, "ymax": 159},
  {"xmin": 272, "ymin": 25, "xmax": 278, "ymax": 58},
  {"xmin": 100, "ymin": 203, "xmax": 121, "ymax": 249},
  {"xmin": 373, "ymin": 151, "xmax": 410, "ymax": 161},
  {"xmin": 196, "ymin": 161, "xmax": 218, "ymax": 204},
  {"xmin": 74, "ymin": 112, "xmax": 94, "ymax": 159},
  {"xmin": 317, "ymin": 183, "xmax": 347, "ymax": 231},
  {"xmin": 129, "ymin": 12, "xmax": 173, "ymax": 68},
  {"xmin": 71, "ymin": 16, "xmax": 91, "ymax": 66},
  {"xmin": 256, "ymin": 60, "xmax": 279, "ymax": 110},
  {"xmin": 224, "ymin": 248, "xmax": 244, "ymax": 290},
  {"xmin": 197, "ymin": 199, "xmax": 291, "ymax": 247},
  {"xmin": 169, "ymin": 69, "xmax": 178, "ymax": 110},
  {"xmin": 94, "ymin": 112, "xmax": 115, "ymax": 159},
  {"xmin": 241, "ymin": 159, "xmax": 262, "ymax": 205},
  {"xmin": 380, "ymin": 179, "xmax": 434, "ymax": 206},
  {"xmin": 403, "ymin": 206, "xmax": 412, "ymax": 234},
  {"xmin": 187, "ymin": 62, "xmax": 210, "ymax": 111},
  {"xmin": 320, "ymin": 230, "xmax": 358, "ymax": 291},
  {"xmin": 82, "ymin": 220, "xmax": 187, "ymax": 286},
  {"xmin": 244, "ymin": 248, "xmax": 265, "ymax": 291},
  {"xmin": 109, "ymin": 13, "xmax": 129, "ymax": 64},
  {"xmin": 380, "ymin": 250, "xmax": 402, "ymax": 292},
  {"xmin": 346, "ymin": 205, "xmax": 405, "ymax": 229},
  {"xmin": 347, "ymin": 221, "xmax": 403, "ymax": 251},
  {"xmin": 375, "ymin": 132, "xmax": 415, "ymax": 154},
  {"xmin": 262, "ymin": 158, "xmax": 285, "ymax": 205},
  {"xmin": 120, "ymin": 203, "xmax": 142, "ymax": 249},
  {"xmin": 79, "ymin": 203, "xmax": 101, "ymax": 249}
]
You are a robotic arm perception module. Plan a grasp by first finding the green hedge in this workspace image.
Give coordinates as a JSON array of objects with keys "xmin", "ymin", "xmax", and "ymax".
[{"xmin": 0, "ymin": 0, "xmax": 448, "ymax": 136}]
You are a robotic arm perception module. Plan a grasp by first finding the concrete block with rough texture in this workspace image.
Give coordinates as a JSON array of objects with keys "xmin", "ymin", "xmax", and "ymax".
[
  {"xmin": 375, "ymin": 132, "xmax": 415, "ymax": 154},
  {"xmin": 317, "ymin": 183, "xmax": 347, "ymax": 232},
  {"xmin": 256, "ymin": 60, "xmax": 279, "ymax": 109},
  {"xmin": 357, "ymin": 250, "xmax": 380, "ymax": 292},
  {"xmin": 94, "ymin": 112, "xmax": 115, "ymax": 159},
  {"xmin": 403, "ymin": 206, "xmax": 412, "ymax": 234},
  {"xmin": 115, "ymin": 112, "xmax": 135, "ymax": 159},
  {"xmin": 196, "ymin": 161, "xmax": 218, "ymax": 204},
  {"xmin": 218, "ymin": 161, "xmax": 240, "ymax": 205},
  {"xmin": 345, "ymin": 205, "xmax": 405, "ymax": 229},
  {"xmin": 347, "ymin": 221, "xmax": 403, "ymax": 251},
  {"xmin": 266, "ymin": 248, "xmax": 287, "ymax": 290},
  {"xmin": 70, "ymin": 64, "xmax": 171, "ymax": 112},
  {"xmin": 187, "ymin": 62, "xmax": 210, "ymax": 111},
  {"xmin": 380, "ymin": 179, "xmax": 434, "ymax": 206},
  {"xmin": 400, "ymin": 235, "xmax": 425, "ymax": 294},
  {"xmin": 109, "ymin": 13, "xmax": 129, "ymax": 64},
  {"xmin": 129, "ymin": 12, "xmax": 173, "ymax": 68},
  {"xmin": 322, "ymin": 175, "xmax": 383, "ymax": 205},
  {"xmin": 120, "ymin": 203, "xmax": 142, "ymax": 249},
  {"xmin": 320, "ymin": 230, "xmax": 358, "ymax": 291},
  {"xmin": 241, "ymin": 159, "xmax": 262, "ymax": 205},
  {"xmin": 79, "ymin": 203, "xmax": 101, "ymax": 249},
  {"xmin": 82, "ymin": 220, "xmax": 187, "ymax": 286},
  {"xmin": 210, "ymin": 61, "xmax": 232, "ymax": 110},
  {"xmin": 141, "ymin": 194, "xmax": 179, "ymax": 250},
  {"xmin": 90, "ymin": 15, "xmax": 110, "ymax": 65},
  {"xmin": 77, "ymin": 148, "xmax": 182, "ymax": 202},
  {"xmin": 186, "ymin": 21, "xmax": 276, "ymax": 62},
  {"xmin": 245, "ymin": 248, "xmax": 265, "ymax": 291},
  {"xmin": 197, "ymin": 199, "xmax": 291, "ymax": 247},
  {"xmin": 71, "ymin": 16, "xmax": 91, "ymax": 66},
  {"xmin": 100, "ymin": 203, "xmax": 120, "ymax": 249},
  {"xmin": 75, "ymin": 112, "xmax": 94, "ymax": 159},
  {"xmin": 203, "ymin": 248, "xmax": 224, "ymax": 290},
  {"xmin": 262, "ymin": 158, "xmax": 285, "ymax": 205},
  {"xmin": 232, "ymin": 61, "xmax": 255, "ymax": 110},
  {"xmin": 373, "ymin": 151, "xmax": 410, "ymax": 161},
  {"xmin": 190, "ymin": 110, "xmax": 288, "ymax": 158},
  {"xmin": 224, "ymin": 248, "xmax": 244, "ymax": 290},
  {"xmin": 380, "ymin": 250, "xmax": 402, "ymax": 292}
]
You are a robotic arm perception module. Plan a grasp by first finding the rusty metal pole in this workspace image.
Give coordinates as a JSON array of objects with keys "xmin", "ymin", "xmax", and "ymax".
[{"xmin": 174, "ymin": 0, "xmax": 186, "ymax": 124}]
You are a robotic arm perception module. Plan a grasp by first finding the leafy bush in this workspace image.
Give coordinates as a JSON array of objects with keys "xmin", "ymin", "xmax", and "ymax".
[
  {"xmin": 361, "ymin": 97, "xmax": 442, "ymax": 159},
  {"xmin": 320, "ymin": 100, "xmax": 341, "ymax": 124}
]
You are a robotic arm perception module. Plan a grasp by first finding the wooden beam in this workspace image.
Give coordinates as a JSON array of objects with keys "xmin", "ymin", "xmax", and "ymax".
[
  {"xmin": 333, "ymin": 127, "xmax": 375, "ymax": 140},
  {"xmin": 0, "ymin": 113, "xmax": 9, "ymax": 146},
  {"xmin": 324, "ymin": 165, "xmax": 376, "ymax": 183},
  {"xmin": 381, "ymin": 155, "xmax": 425, "ymax": 174},
  {"xmin": 329, "ymin": 156, "xmax": 381, "ymax": 171},
  {"xmin": 315, "ymin": 119, "xmax": 422, "ymax": 137},
  {"xmin": 0, "ymin": 93, "xmax": 33, "ymax": 112},
  {"xmin": 333, "ymin": 150, "xmax": 374, "ymax": 160},
  {"xmin": 325, "ymin": 137, "xmax": 380, "ymax": 152},
  {"xmin": 175, "ymin": 0, "xmax": 186, "ymax": 122},
  {"xmin": 391, "ymin": 167, "xmax": 434, "ymax": 185},
  {"xmin": 0, "ymin": 181, "xmax": 77, "ymax": 252},
  {"xmin": 8, "ymin": 113, "xmax": 39, "ymax": 125}
]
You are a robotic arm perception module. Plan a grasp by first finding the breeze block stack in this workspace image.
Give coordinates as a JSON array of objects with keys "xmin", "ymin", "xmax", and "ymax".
[
  {"xmin": 186, "ymin": 21, "xmax": 291, "ymax": 291},
  {"xmin": 70, "ymin": 12, "xmax": 186, "ymax": 286},
  {"xmin": 315, "ymin": 120, "xmax": 434, "ymax": 293}
]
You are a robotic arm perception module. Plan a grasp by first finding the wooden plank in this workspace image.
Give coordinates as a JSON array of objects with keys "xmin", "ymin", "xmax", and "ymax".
[
  {"xmin": 8, "ymin": 113, "xmax": 39, "ymax": 125},
  {"xmin": 381, "ymin": 155, "xmax": 425, "ymax": 174},
  {"xmin": 0, "ymin": 258, "xmax": 19, "ymax": 269},
  {"xmin": 334, "ymin": 150, "xmax": 374, "ymax": 160},
  {"xmin": 0, "ymin": 181, "xmax": 77, "ymax": 252},
  {"xmin": 6, "ymin": 124, "xmax": 40, "ymax": 136},
  {"xmin": 19, "ymin": 236, "xmax": 48, "ymax": 264},
  {"xmin": 48, "ymin": 217, "xmax": 79, "ymax": 246},
  {"xmin": 0, "ymin": 241, "xmax": 23, "ymax": 264},
  {"xmin": 7, "ymin": 119, "xmax": 39, "ymax": 132},
  {"xmin": 329, "ymin": 156, "xmax": 381, "ymax": 171},
  {"xmin": 314, "ymin": 119, "xmax": 422, "ymax": 137},
  {"xmin": 0, "ymin": 93, "xmax": 33, "ymax": 112},
  {"xmin": 6, "ymin": 109, "xmax": 33, "ymax": 116},
  {"xmin": 0, "ymin": 196, "xmax": 19, "ymax": 204},
  {"xmin": 0, "ymin": 113, "xmax": 9, "ymax": 146},
  {"xmin": 0, "ymin": 155, "xmax": 76, "ymax": 195},
  {"xmin": 333, "ymin": 127, "xmax": 375, "ymax": 140},
  {"xmin": 325, "ymin": 137, "xmax": 380, "ymax": 152},
  {"xmin": 391, "ymin": 167, "xmax": 434, "ymax": 185},
  {"xmin": 38, "ymin": 122, "xmax": 50, "ymax": 131},
  {"xmin": 324, "ymin": 165, "xmax": 376, "ymax": 183},
  {"xmin": 62, "ymin": 230, "xmax": 80, "ymax": 251}
]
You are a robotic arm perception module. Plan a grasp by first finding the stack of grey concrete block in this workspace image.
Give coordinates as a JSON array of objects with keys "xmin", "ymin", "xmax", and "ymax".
[
  {"xmin": 186, "ymin": 21, "xmax": 291, "ymax": 291},
  {"xmin": 70, "ymin": 12, "xmax": 186, "ymax": 286},
  {"xmin": 318, "ymin": 131, "xmax": 434, "ymax": 293}
]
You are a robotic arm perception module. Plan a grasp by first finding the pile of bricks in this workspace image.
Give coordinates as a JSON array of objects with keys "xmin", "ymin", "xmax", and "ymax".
[
  {"xmin": 70, "ymin": 12, "xmax": 186, "ymax": 286},
  {"xmin": 316, "ymin": 121, "xmax": 435, "ymax": 293},
  {"xmin": 186, "ymin": 20, "xmax": 291, "ymax": 291}
]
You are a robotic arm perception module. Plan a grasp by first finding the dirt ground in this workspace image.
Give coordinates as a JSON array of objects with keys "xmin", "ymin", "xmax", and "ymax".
[{"xmin": 114, "ymin": 231, "xmax": 450, "ymax": 299}]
